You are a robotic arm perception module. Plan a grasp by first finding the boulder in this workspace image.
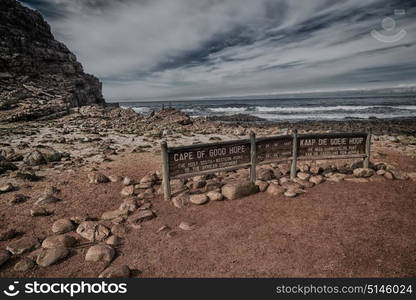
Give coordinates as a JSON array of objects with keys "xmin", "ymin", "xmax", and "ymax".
[
  {"xmin": 266, "ymin": 183, "xmax": 285, "ymax": 196},
  {"xmin": 206, "ymin": 191, "xmax": 223, "ymax": 201},
  {"xmin": 23, "ymin": 150, "xmax": 46, "ymax": 166},
  {"xmin": 7, "ymin": 237, "xmax": 40, "ymax": 255},
  {"xmin": 309, "ymin": 175, "xmax": 324, "ymax": 185},
  {"xmin": 120, "ymin": 185, "xmax": 135, "ymax": 197},
  {"xmin": 297, "ymin": 172, "xmax": 311, "ymax": 181},
  {"xmin": 99, "ymin": 265, "xmax": 130, "ymax": 278},
  {"xmin": 221, "ymin": 181, "xmax": 258, "ymax": 200},
  {"xmin": 118, "ymin": 198, "xmax": 138, "ymax": 212},
  {"xmin": 85, "ymin": 245, "xmax": 115, "ymax": 262},
  {"xmin": 189, "ymin": 194, "xmax": 209, "ymax": 205},
  {"xmin": 101, "ymin": 209, "xmax": 128, "ymax": 220},
  {"xmin": 127, "ymin": 210, "xmax": 155, "ymax": 224},
  {"xmin": 0, "ymin": 183, "xmax": 14, "ymax": 193},
  {"xmin": 76, "ymin": 221, "xmax": 110, "ymax": 242},
  {"xmin": 36, "ymin": 247, "xmax": 69, "ymax": 267},
  {"xmin": 42, "ymin": 234, "xmax": 77, "ymax": 249},
  {"xmin": 30, "ymin": 207, "xmax": 50, "ymax": 217},
  {"xmin": 35, "ymin": 194, "xmax": 61, "ymax": 206},
  {"xmin": 14, "ymin": 257, "xmax": 35, "ymax": 272},
  {"xmin": 353, "ymin": 168, "xmax": 375, "ymax": 178},
  {"xmin": 257, "ymin": 168, "xmax": 275, "ymax": 181},
  {"xmin": 52, "ymin": 219, "xmax": 75, "ymax": 234},
  {"xmin": 105, "ymin": 236, "xmax": 120, "ymax": 246},
  {"xmin": 172, "ymin": 193, "xmax": 189, "ymax": 208}
]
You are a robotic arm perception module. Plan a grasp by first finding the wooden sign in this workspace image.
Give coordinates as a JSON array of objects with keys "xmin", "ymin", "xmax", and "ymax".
[
  {"xmin": 167, "ymin": 140, "xmax": 251, "ymax": 178},
  {"xmin": 161, "ymin": 130, "xmax": 371, "ymax": 200},
  {"xmin": 256, "ymin": 135, "xmax": 293, "ymax": 163},
  {"xmin": 297, "ymin": 133, "xmax": 367, "ymax": 158}
]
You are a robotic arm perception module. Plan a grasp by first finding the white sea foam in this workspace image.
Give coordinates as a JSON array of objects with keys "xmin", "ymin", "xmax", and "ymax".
[
  {"xmin": 208, "ymin": 107, "xmax": 248, "ymax": 113},
  {"xmin": 254, "ymin": 105, "xmax": 376, "ymax": 113}
]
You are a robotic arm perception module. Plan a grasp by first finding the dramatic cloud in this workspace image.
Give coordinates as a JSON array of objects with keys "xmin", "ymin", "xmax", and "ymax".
[{"xmin": 21, "ymin": 0, "xmax": 416, "ymax": 101}]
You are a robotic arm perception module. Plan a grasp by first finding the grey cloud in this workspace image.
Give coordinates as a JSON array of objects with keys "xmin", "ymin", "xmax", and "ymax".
[{"xmin": 21, "ymin": 0, "xmax": 416, "ymax": 101}]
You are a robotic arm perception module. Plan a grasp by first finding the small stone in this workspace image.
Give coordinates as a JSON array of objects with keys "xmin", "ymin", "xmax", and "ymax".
[
  {"xmin": 52, "ymin": 219, "xmax": 75, "ymax": 234},
  {"xmin": 293, "ymin": 178, "xmax": 314, "ymax": 188},
  {"xmin": 30, "ymin": 207, "xmax": 50, "ymax": 217},
  {"xmin": 7, "ymin": 237, "xmax": 40, "ymax": 255},
  {"xmin": 326, "ymin": 173, "xmax": 346, "ymax": 182},
  {"xmin": 206, "ymin": 191, "xmax": 223, "ymax": 201},
  {"xmin": 266, "ymin": 183, "xmax": 285, "ymax": 196},
  {"xmin": 9, "ymin": 194, "xmax": 29, "ymax": 205},
  {"xmin": 127, "ymin": 210, "xmax": 155, "ymax": 224},
  {"xmin": 384, "ymin": 172, "xmax": 394, "ymax": 180},
  {"xmin": 88, "ymin": 172, "xmax": 110, "ymax": 184},
  {"xmin": 309, "ymin": 175, "xmax": 324, "ymax": 185},
  {"xmin": 42, "ymin": 234, "xmax": 77, "ymax": 249},
  {"xmin": 23, "ymin": 150, "xmax": 46, "ymax": 166},
  {"xmin": 118, "ymin": 198, "xmax": 138, "ymax": 212},
  {"xmin": 284, "ymin": 190, "xmax": 298, "ymax": 198},
  {"xmin": 37, "ymin": 247, "xmax": 69, "ymax": 267},
  {"xmin": 85, "ymin": 244, "xmax": 115, "ymax": 262},
  {"xmin": 179, "ymin": 221, "xmax": 195, "ymax": 231},
  {"xmin": 353, "ymin": 168, "xmax": 375, "ymax": 178},
  {"xmin": 101, "ymin": 209, "xmax": 128, "ymax": 220},
  {"xmin": 255, "ymin": 180, "xmax": 269, "ymax": 192},
  {"xmin": 376, "ymin": 169, "xmax": 386, "ymax": 176},
  {"xmin": 76, "ymin": 221, "xmax": 110, "ymax": 242},
  {"xmin": 0, "ymin": 250, "xmax": 10, "ymax": 267},
  {"xmin": 120, "ymin": 185, "xmax": 135, "ymax": 197},
  {"xmin": 99, "ymin": 265, "xmax": 130, "ymax": 278},
  {"xmin": 123, "ymin": 177, "xmax": 134, "ymax": 186},
  {"xmin": 0, "ymin": 183, "xmax": 14, "ymax": 193},
  {"xmin": 105, "ymin": 235, "xmax": 120, "ymax": 246},
  {"xmin": 140, "ymin": 174, "xmax": 156, "ymax": 184},
  {"xmin": 108, "ymin": 175, "xmax": 122, "ymax": 183},
  {"xmin": 344, "ymin": 178, "xmax": 368, "ymax": 183},
  {"xmin": 221, "ymin": 181, "xmax": 258, "ymax": 200},
  {"xmin": 35, "ymin": 194, "xmax": 61, "ymax": 206},
  {"xmin": 310, "ymin": 166, "xmax": 323, "ymax": 174},
  {"xmin": 297, "ymin": 172, "xmax": 311, "ymax": 181},
  {"xmin": 172, "ymin": 193, "xmax": 189, "ymax": 208},
  {"xmin": 0, "ymin": 228, "xmax": 17, "ymax": 241},
  {"xmin": 14, "ymin": 257, "xmax": 35, "ymax": 272},
  {"xmin": 189, "ymin": 194, "xmax": 209, "ymax": 205}
]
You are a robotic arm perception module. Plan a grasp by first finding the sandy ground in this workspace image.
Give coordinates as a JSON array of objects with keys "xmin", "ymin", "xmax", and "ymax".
[{"xmin": 1, "ymin": 145, "xmax": 415, "ymax": 278}]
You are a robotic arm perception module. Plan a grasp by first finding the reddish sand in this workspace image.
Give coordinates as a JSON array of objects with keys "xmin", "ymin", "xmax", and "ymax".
[{"xmin": 0, "ymin": 151, "xmax": 415, "ymax": 278}]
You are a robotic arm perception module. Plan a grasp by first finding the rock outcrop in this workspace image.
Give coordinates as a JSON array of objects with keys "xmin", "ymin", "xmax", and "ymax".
[{"xmin": 0, "ymin": 0, "xmax": 105, "ymax": 122}]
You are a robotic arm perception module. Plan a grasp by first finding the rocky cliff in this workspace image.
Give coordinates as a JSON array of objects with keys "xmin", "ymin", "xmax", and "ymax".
[{"xmin": 0, "ymin": 0, "xmax": 105, "ymax": 122}]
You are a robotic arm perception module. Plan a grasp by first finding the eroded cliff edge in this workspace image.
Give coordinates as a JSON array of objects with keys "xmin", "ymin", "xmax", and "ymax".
[{"xmin": 0, "ymin": 0, "xmax": 105, "ymax": 122}]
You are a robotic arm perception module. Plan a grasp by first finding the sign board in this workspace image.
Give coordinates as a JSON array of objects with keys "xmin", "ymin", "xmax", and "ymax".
[
  {"xmin": 161, "ymin": 130, "xmax": 371, "ymax": 200},
  {"xmin": 256, "ymin": 135, "xmax": 293, "ymax": 163},
  {"xmin": 298, "ymin": 133, "xmax": 367, "ymax": 158},
  {"xmin": 168, "ymin": 141, "xmax": 251, "ymax": 178}
]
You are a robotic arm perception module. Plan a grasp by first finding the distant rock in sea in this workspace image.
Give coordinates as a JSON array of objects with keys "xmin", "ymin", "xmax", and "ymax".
[{"xmin": 0, "ymin": 0, "xmax": 106, "ymax": 122}]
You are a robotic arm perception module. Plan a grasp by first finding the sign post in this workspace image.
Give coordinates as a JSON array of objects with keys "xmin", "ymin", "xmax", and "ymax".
[
  {"xmin": 364, "ymin": 128, "xmax": 372, "ymax": 168},
  {"xmin": 290, "ymin": 129, "xmax": 298, "ymax": 180},
  {"xmin": 250, "ymin": 131, "xmax": 257, "ymax": 183},
  {"xmin": 161, "ymin": 141, "xmax": 171, "ymax": 201}
]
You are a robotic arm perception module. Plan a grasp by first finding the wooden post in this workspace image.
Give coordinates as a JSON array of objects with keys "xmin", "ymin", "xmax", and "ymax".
[
  {"xmin": 161, "ymin": 141, "xmax": 171, "ymax": 201},
  {"xmin": 250, "ymin": 131, "xmax": 257, "ymax": 183},
  {"xmin": 363, "ymin": 128, "xmax": 372, "ymax": 169},
  {"xmin": 290, "ymin": 129, "xmax": 298, "ymax": 180}
]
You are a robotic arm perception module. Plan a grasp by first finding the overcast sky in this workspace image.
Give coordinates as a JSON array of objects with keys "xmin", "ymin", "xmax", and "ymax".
[{"xmin": 21, "ymin": 0, "xmax": 416, "ymax": 101}]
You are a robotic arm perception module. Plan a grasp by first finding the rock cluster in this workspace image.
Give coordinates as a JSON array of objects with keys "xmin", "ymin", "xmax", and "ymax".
[{"xmin": 170, "ymin": 159, "xmax": 412, "ymax": 206}]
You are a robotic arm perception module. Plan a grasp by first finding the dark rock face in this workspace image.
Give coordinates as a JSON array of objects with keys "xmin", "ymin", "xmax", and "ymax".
[{"xmin": 0, "ymin": 0, "xmax": 105, "ymax": 122}]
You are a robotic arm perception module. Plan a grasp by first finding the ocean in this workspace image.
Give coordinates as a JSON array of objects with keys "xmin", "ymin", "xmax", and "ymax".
[{"xmin": 119, "ymin": 95, "xmax": 416, "ymax": 122}]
